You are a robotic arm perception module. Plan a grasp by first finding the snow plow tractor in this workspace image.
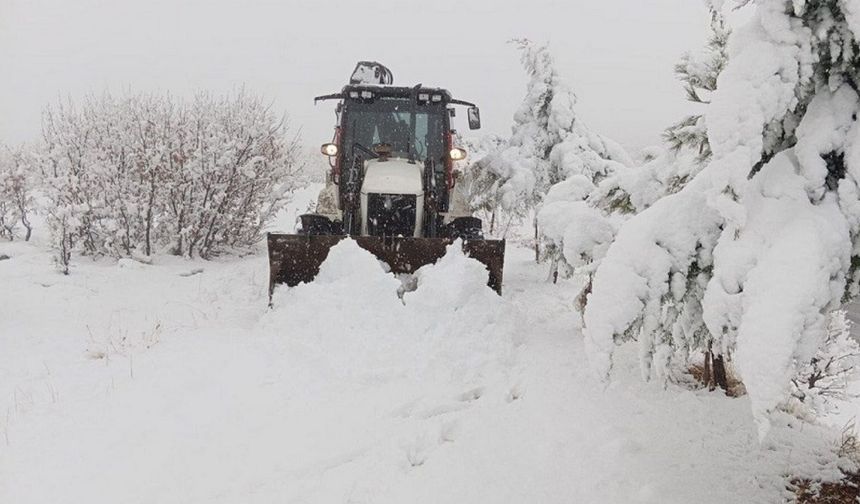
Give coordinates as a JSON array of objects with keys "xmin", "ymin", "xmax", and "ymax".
[{"xmin": 267, "ymin": 62, "xmax": 505, "ymax": 298}]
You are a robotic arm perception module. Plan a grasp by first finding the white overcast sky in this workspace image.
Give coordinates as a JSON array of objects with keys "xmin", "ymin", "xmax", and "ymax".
[{"xmin": 0, "ymin": 0, "xmax": 738, "ymax": 155}]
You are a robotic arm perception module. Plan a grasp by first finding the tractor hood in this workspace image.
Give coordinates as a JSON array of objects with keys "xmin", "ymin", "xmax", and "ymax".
[{"xmin": 361, "ymin": 158, "xmax": 423, "ymax": 196}]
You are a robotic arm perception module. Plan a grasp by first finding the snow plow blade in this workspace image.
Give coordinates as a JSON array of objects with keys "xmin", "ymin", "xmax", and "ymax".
[{"xmin": 267, "ymin": 233, "xmax": 505, "ymax": 298}]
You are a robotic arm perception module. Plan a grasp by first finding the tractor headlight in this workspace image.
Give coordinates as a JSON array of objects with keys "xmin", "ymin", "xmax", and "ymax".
[
  {"xmin": 449, "ymin": 147, "xmax": 467, "ymax": 161},
  {"xmin": 320, "ymin": 143, "xmax": 339, "ymax": 157}
]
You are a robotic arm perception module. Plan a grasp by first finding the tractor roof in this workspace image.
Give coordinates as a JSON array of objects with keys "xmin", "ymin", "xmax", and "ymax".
[
  {"xmin": 314, "ymin": 85, "xmax": 476, "ymax": 108},
  {"xmin": 343, "ymin": 84, "xmax": 451, "ymax": 100}
]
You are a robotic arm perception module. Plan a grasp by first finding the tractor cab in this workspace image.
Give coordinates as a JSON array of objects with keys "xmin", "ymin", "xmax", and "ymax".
[
  {"xmin": 316, "ymin": 82, "xmax": 481, "ymax": 237},
  {"xmin": 339, "ymin": 88, "xmax": 445, "ymax": 163}
]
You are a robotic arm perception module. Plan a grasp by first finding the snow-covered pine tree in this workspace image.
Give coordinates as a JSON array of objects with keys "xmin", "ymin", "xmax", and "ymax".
[
  {"xmin": 488, "ymin": 39, "xmax": 633, "ymax": 204},
  {"xmin": 579, "ymin": 2, "xmax": 731, "ymax": 387},
  {"xmin": 585, "ymin": 0, "xmax": 860, "ymax": 437},
  {"xmin": 484, "ymin": 39, "xmax": 631, "ymax": 275},
  {"xmin": 529, "ymin": 20, "xmax": 728, "ymax": 309},
  {"xmin": 481, "ymin": 40, "xmax": 557, "ymax": 217}
]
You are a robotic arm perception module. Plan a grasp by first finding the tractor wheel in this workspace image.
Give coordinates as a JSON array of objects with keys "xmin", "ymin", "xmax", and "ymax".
[
  {"xmin": 298, "ymin": 214, "xmax": 342, "ymax": 236},
  {"xmin": 445, "ymin": 217, "xmax": 484, "ymax": 240}
]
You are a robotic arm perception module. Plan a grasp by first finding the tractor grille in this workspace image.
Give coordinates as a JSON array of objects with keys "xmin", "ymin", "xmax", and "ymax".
[{"xmin": 367, "ymin": 193, "xmax": 417, "ymax": 237}]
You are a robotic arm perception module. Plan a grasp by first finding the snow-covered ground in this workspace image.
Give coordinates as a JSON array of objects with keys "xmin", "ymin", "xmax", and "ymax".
[{"xmin": 0, "ymin": 192, "xmax": 854, "ymax": 503}]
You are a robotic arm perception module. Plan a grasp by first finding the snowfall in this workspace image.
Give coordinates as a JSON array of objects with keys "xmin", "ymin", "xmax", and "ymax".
[{"xmin": 1, "ymin": 185, "xmax": 857, "ymax": 503}]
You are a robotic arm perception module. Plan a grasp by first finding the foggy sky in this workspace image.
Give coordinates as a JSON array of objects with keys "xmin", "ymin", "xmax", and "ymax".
[{"xmin": 1, "ymin": 0, "xmax": 720, "ymax": 155}]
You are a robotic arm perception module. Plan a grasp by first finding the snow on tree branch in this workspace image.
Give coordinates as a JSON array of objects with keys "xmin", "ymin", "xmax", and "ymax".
[
  {"xmin": 0, "ymin": 145, "xmax": 36, "ymax": 242},
  {"xmin": 789, "ymin": 310, "xmax": 860, "ymax": 417},
  {"xmin": 664, "ymin": 4, "xmax": 729, "ymax": 163}
]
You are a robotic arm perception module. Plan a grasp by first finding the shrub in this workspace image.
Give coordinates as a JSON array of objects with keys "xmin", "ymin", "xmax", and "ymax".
[{"xmin": 38, "ymin": 90, "xmax": 302, "ymax": 271}]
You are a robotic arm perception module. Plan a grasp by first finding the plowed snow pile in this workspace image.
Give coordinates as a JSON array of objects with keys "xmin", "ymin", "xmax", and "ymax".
[{"xmin": 266, "ymin": 239, "xmax": 520, "ymax": 386}]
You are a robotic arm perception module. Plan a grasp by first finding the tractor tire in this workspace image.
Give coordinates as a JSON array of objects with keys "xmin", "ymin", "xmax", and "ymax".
[
  {"xmin": 298, "ymin": 214, "xmax": 342, "ymax": 236},
  {"xmin": 445, "ymin": 216, "xmax": 484, "ymax": 240}
]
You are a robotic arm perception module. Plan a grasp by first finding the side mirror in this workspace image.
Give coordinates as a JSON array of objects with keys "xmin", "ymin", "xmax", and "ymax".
[{"xmin": 467, "ymin": 106, "xmax": 481, "ymax": 130}]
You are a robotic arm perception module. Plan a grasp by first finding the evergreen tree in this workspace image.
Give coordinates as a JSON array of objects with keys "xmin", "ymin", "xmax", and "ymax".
[
  {"xmin": 483, "ymin": 39, "xmax": 631, "ymax": 218},
  {"xmin": 574, "ymin": 6, "xmax": 730, "ymax": 325},
  {"xmin": 585, "ymin": 0, "xmax": 860, "ymax": 437},
  {"xmin": 483, "ymin": 39, "xmax": 631, "ymax": 275}
]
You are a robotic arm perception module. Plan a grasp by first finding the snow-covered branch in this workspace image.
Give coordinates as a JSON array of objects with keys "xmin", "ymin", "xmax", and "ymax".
[{"xmin": 0, "ymin": 145, "xmax": 36, "ymax": 242}]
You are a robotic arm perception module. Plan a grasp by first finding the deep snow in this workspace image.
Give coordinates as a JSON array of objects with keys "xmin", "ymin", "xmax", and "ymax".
[{"xmin": 0, "ymin": 211, "xmax": 856, "ymax": 502}]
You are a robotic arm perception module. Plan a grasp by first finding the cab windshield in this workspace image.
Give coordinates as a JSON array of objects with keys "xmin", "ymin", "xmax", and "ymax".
[{"xmin": 342, "ymin": 97, "xmax": 445, "ymax": 163}]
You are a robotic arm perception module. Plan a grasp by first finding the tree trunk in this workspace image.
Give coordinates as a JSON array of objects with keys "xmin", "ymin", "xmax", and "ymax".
[
  {"xmin": 712, "ymin": 353, "xmax": 729, "ymax": 392},
  {"xmin": 705, "ymin": 344, "xmax": 729, "ymax": 393},
  {"xmin": 534, "ymin": 219, "xmax": 540, "ymax": 263},
  {"xmin": 547, "ymin": 256, "xmax": 560, "ymax": 284},
  {"xmin": 703, "ymin": 349, "xmax": 713, "ymax": 390},
  {"xmin": 145, "ymin": 174, "xmax": 157, "ymax": 257}
]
